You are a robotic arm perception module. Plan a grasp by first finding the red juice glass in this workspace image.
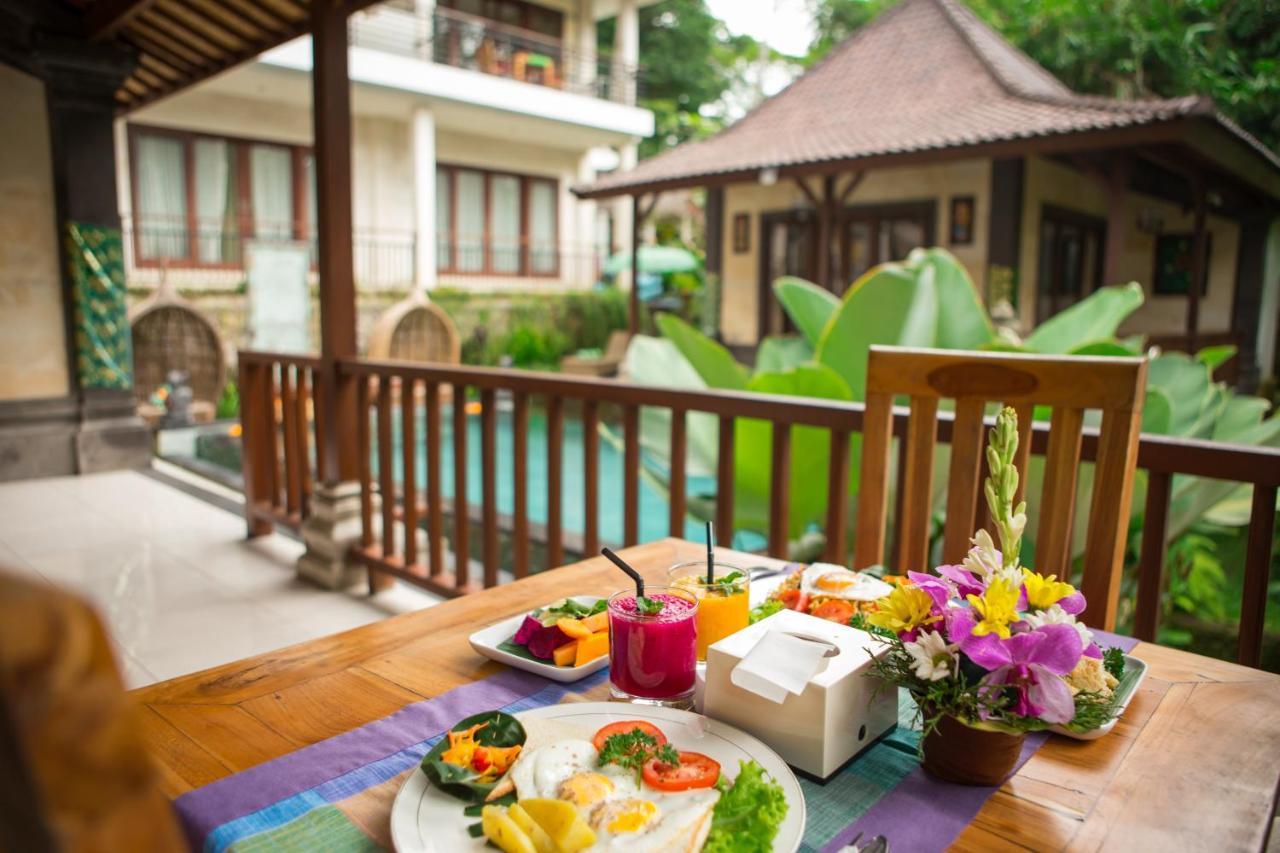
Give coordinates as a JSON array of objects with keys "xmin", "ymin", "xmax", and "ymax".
[{"xmin": 607, "ymin": 587, "xmax": 698, "ymax": 707}]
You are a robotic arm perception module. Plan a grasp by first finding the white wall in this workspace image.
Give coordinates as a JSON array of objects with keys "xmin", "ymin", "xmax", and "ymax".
[{"xmin": 0, "ymin": 66, "xmax": 68, "ymax": 401}]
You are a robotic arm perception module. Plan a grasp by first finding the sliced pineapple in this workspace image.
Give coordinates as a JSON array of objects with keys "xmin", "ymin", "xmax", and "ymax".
[
  {"xmin": 518, "ymin": 798, "xmax": 597, "ymax": 853},
  {"xmin": 481, "ymin": 805, "xmax": 537, "ymax": 853},
  {"xmin": 507, "ymin": 803, "xmax": 555, "ymax": 853}
]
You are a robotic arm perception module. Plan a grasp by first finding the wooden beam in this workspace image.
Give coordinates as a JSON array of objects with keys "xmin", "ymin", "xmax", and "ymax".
[
  {"xmin": 629, "ymin": 194, "xmax": 642, "ymax": 335},
  {"xmin": 792, "ymin": 176, "xmax": 819, "ymax": 208},
  {"xmin": 1101, "ymin": 155, "xmax": 1131, "ymax": 285},
  {"xmin": 838, "ymin": 171, "xmax": 865, "ymax": 205},
  {"xmin": 1188, "ymin": 178, "xmax": 1208, "ymax": 354},
  {"xmin": 815, "ymin": 175, "xmax": 835, "ymax": 290},
  {"xmin": 312, "ymin": 0, "xmax": 360, "ymax": 483},
  {"xmin": 86, "ymin": 0, "xmax": 161, "ymax": 41}
]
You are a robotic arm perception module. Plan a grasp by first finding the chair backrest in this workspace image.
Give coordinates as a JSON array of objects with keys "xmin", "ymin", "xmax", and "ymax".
[
  {"xmin": 853, "ymin": 346, "xmax": 1147, "ymax": 630},
  {"xmin": 130, "ymin": 303, "xmax": 226, "ymax": 405},
  {"xmin": 367, "ymin": 297, "xmax": 462, "ymax": 365}
]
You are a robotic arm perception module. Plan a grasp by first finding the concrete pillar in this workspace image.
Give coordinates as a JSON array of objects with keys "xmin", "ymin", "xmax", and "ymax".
[
  {"xmin": 575, "ymin": 0, "xmax": 598, "ymax": 94},
  {"xmin": 613, "ymin": 0, "xmax": 639, "ymax": 104},
  {"xmin": 613, "ymin": 142, "xmax": 638, "ymax": 256},
  {"xmin": 412, "ymin": 106, "xmax": 437, "ymax": 291},
  {"xmin": 576, "ymin": 152, "xmax": 598, "ymax": 286}
]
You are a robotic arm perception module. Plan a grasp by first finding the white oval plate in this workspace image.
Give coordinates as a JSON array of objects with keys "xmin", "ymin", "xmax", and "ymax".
[
  {"xmin": 390, "ymin": 701, "xmax": 806, "ymax": 852},
  {"xmin": 468, "ymin": 596, "xmax": 608, "ymax": 684}
]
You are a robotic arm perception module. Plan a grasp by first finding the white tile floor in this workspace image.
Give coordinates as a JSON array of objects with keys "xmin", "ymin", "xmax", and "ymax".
[{"xmin": 0, "ymin": 468, "xmax": 441, "ymax": 687}]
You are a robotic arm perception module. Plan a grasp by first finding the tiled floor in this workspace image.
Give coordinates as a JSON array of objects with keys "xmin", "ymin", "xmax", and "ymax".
[{"xmin": 0, "ymin": 467, "xmax": 441, "ymax": 687}]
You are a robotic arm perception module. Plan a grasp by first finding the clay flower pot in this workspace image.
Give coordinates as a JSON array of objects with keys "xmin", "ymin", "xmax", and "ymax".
[{"xmin": 919, "ymin": 711, "xmax": 1025, "ymax": 786}]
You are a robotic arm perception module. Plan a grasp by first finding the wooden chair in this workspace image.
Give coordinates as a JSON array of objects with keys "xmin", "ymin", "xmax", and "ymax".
[{"xmin": 853, "ymin": 346, "xmax": 1147, "ymax": 630}]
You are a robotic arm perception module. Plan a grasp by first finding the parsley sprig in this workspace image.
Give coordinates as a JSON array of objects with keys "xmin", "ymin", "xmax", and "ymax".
[
  {"xmin": 597, "ymin": 728, "xmax": 679, "ymax": 783},
  {"xmin": 635, "ymin": 596, "xmax": 665, "ymax": 616},
  {"xmin": 707, "ymin": 570, "xmax": 746, "ymax": 596},
  {"xmin": 1102, "ymin": 646, "xmax": 1126, "ymax": 680}
]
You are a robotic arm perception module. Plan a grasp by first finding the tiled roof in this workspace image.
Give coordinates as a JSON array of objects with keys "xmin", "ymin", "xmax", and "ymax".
[{"xmin": 578, "ymin": 0, "xmax": 1277, "ymax": 196}]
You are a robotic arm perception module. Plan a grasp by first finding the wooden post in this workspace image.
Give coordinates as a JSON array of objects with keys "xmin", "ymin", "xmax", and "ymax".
[
  {"xmin": 1188, "ymin": 179, "xmax": 1207, "ymax": 355},
  {"xmin": 629, "ymin": 193, "xmax": 641, "ymax": 335},
  {"xmin": 312, "ymin": 0, "xmax": 359, "ymax": 485},
  {"xmin": 1101, "ymin": 157, "xmax": 1130, "ymax": 285}
]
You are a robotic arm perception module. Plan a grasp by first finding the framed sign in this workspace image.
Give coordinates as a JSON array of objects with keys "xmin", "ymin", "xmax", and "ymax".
[
  {"xmin": 1153, "ymin": 233, "xmax": 1210, "ymax": 296},
  {"xmin": 732, "ymin": 212, "xmax": 750, "ymax": 253},
  {"xmin": 247, "ymin": 241, "xmax": 312, "ymax": 353},
  {"xmin": 949, "ymin": 196, "xmax": 975, "ymax": 245}
]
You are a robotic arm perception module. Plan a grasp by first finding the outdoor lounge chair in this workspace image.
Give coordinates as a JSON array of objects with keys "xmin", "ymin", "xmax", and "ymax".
[{"xmin": 560, "ymin": 330, "xmax": 631, "ymax": 378}]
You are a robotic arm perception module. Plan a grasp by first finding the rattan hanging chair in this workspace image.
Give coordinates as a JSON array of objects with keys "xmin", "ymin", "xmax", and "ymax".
[
  {"xmin": 129, "ymin": 267, "xmax": 226, "ymax": 412},
  {"xmin": 367, "ymin": 292, "xmax": 461, "ymax": 365}
]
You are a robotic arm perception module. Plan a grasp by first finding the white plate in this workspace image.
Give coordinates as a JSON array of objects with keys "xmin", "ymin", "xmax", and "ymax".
[
  {"xmin": 1050, "ymin": 654, "xmax": 1148, "ymax": 740},
  {"xmin": 469, "ymin": 596, "xmax": 608, "ymax": 683},
  {"xmin": 390, "ymin": 702, "xmax": 806, "ymax": 853}
]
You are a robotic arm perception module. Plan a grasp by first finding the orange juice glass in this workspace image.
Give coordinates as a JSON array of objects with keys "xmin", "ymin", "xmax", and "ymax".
[{"xmin": 668, "ymin": 561, "xmax": 750, "ymax": 661}]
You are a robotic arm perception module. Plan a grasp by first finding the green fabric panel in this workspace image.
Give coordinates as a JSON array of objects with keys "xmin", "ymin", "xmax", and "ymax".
[
  {"xmin": 66, "ymin": 221, "xmax": 133, "ymax": 389},
  {"xmin": 229, "ymin": 805, "xmax": 381, "ymax": 853}
]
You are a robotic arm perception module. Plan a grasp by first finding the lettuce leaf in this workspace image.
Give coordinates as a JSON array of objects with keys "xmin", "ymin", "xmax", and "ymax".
[{"xmin": 703, "ymin": 760, "xmax": 789, "ymax": 853}]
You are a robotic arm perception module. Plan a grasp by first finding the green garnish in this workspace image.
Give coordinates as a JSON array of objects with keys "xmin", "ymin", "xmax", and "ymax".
[
  {"xmin": 703, "ymin": 760, "xmax": 789, "ymax": 853},
  {"xmin": 597, "ymin": 728, "xmax": 674, "ymax": 783},
  {"xmin": 849, "ymin": 612, "xmax": 895, "ymax": 638},
  {"xmin": 749, "ymin": 599, "xmax": 784, "ymax": 624},
  {"xmin": 1103, "ymin": 646, "xmax": 1126, "ymax": 680},
  {"xmin": 635, "ymin": 596, "xmax": 665, "ymax": 616},
  {"xmin": 708, "ymin": 570, "xmax": 746, "ymax": 596},
  {"xmin": 535, "ymin": 598, "xmax": 608, "ymax": 621}
]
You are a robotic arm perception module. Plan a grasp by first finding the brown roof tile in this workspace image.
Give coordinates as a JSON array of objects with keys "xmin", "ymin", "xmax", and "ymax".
[{"xmin": 578, "ymin": 0, "xmax": 1275, "ymax": 197}]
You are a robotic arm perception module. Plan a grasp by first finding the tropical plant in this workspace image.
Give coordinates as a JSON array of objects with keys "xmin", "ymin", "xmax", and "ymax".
[{"xmin": 624, "ymin": 248, "xmax": 1280, "ymax": 562}]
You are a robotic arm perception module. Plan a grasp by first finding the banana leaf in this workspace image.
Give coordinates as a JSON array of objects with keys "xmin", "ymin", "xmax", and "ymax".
[
  {"xmin": 772, "ymin": 276, "xmax": 840, "ymax": 347},
  {"xmin": 1023, "ymin": 282, "xmax": 1143, "ymax": 353}
]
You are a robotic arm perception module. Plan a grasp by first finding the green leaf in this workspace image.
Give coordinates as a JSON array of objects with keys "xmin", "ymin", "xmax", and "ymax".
[
  {"xmin": 421, "ymin": 711, "xmax": 527, "ymax": 803},
  {"xmin": 1197, "ymin": 344, "xmax": 1238, "ymax": 370},
  {"xmin": 911, "ymin": 248, "xmax": 995, "ymax": 350},
  {"xmin": 655, "ymin": 313, "xmax": 749, "ymax": 391},
  {"xmin": 1146, "ymin": 353, "xmax": 1213, "ymax": 436},
  {"xmin": 772, "ymin": 276, "xmax": 839, "ymax": 347},
  {"xmin": 1068, "ymin": 340, "xmax": 1143, "ymax": 357},
  {"xmin": 1024, "ymin": 283, "xmax": 1143, "ymax": 353},
  {"xmin": 1141, "ymin": 388, "xmax": 1173, "ymax": 434},
  {"xmin": 755, "ymin": 335, "xmax": 813, "ymax": 373}
]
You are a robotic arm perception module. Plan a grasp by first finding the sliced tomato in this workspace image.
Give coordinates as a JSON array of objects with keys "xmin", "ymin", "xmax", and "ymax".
[
  {"xmin": 811, "ymin": 599, "xmax": 856, "ymax": 623},
  {"xmin": 777, "ymin": 588, "xmax": 810, "ymax": 612},
  {"xmin": 642, "ymin": 751, "xmax": 721, "ymax": 791},
  {"xmin": 592, "ymin": 720, "xmax": 667, "ymax": 753}
]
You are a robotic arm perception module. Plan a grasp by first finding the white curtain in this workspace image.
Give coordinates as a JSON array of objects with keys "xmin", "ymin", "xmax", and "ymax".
[
  {"xmin": 456, "ymin": 170, "xmax": 484, "ymax": 272},
  {"xmin": 435, "ymin": 167, "xmax": 452, "ymax": 270},
  {"xmin": 250, "ymin": 145, "xmax": 293, "ymax": 241},
  {"xmin": 490, "ymin": 175, "xmax": 520, "ymax": 273},
  {"xmin": 135, "ymin": 134, "xmax": 187, "ymax": 259},
  {"xmin": 194, "ymin": 139, "xmax": 236, "ymax": 263},
  {"xmin": 528, "ymin": 181, "xmax": 557, "ymax": 274},
  {"xmin": 305, "ymin": 154, "xmax": 318, "ymax": 264}
]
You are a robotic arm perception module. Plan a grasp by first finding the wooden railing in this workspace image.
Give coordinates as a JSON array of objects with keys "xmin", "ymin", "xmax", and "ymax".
[{"xmin": 237, "ymin": 350, "xmax": 1280, "ymax": 667}]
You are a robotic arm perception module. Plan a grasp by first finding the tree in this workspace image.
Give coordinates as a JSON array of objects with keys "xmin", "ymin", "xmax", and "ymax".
[
  {"xmin": 806, "ymin": 0, "xmax": 1280, "ymax": 153},
  {"xmin": 600, "ymin": 0, "xmax": 761, "ymax": 158}
]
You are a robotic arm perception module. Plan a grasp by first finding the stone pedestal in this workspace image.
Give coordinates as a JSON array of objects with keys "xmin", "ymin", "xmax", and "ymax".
[{"xmin": 297, "ymin": 481, "xmax": 368, "ymax": 589}]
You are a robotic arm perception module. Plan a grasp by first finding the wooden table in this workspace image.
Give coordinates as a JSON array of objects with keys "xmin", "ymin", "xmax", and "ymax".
[{"xmin": 132, "ymin": 540, "xmax": 1280, "ymax": 851}]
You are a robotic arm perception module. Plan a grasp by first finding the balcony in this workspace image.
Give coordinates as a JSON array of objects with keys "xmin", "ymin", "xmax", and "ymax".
[{"xmin": 348, "ymin": 5, "xmax": 642, "ymax": 105}]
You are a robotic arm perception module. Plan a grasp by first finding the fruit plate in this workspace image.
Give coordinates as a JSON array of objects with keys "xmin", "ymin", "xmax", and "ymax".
[
  {"xmin": 1049, "ymin": 654, "xmax": 1148, "ymax": 741},
  {"xmin": 390, "ymin": 701, "xmax": 806, "ymax": 852},
  {"xmin": 468, "ymin": 596, "xmax": 608, "ymax": 684}
]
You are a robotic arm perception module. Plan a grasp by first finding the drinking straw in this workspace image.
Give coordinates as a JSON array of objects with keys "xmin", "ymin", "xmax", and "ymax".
[
  {"xmin": 705, "ymin": 521, "xmax": 715, "ymax": 584},
  {"xmin": 602, "ymin": 548, "xmax": 644, "ymax": 599}
]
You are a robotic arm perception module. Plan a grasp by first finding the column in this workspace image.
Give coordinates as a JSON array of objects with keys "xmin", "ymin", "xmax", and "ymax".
[
  {"xmin": 575, "ymin": 0, "xmax": 598, "ymax": 95},
  {"xmin": 613, "ymin": 0, "xmax": 639, "ymax": 104},
  {"xmin": 613, "ymin": 142, "xmax": 638, "ymax": 254},
  {"xmin": 576, "ymin": 151, "xmax": 599, "ymax": 286},
  {"xmin": 412, "ymin": 106, "xmax": 437, "ymax": 292}
]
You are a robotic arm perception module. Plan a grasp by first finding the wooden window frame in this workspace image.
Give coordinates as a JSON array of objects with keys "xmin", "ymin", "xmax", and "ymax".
[
  {"xmin": 949, "ymin": 195, "xmax": 975, "ymax": 246},
  {"xmin": 127, "ymin": 123, "xmax": 312, "ymax": 270},
  {"xmin": 732, "ymin": 212, "xmax": 750, "ymax": 253},
  {"xmin": 435, "ymin": 162, "xmax": 560, "ymax": 278},
  {"xmin": 1152, "ymin": 232, "xmax": 1211, "ymax": 297}
]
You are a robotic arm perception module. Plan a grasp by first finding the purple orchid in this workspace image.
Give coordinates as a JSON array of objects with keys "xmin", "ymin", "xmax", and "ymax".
[
  {"xmin": 962, "ymin": 624, "xmax": 1083, "ymax": 724},
  {"xmin": 936, "ymin": 563, "xmax": 985, "ymax": 598},
  {"xmin": 907, "ymin": 571, "xmax": 954, "ymax": 613},
  {"xmin": 1057, "ymin": 591, "xmax": 1086, "ymax": 615}
]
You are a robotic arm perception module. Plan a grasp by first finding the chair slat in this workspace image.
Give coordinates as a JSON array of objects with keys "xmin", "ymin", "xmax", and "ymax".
[
  {"xmin": 546, "ymin": 396, "xmax": 563, "ymax": 570},
  {"xmin": 280, "ymin": 366, "xmax": 300, "ymax": 517},
  {"xmin": 401, "ymin": 378, "xmax": 419, "ymax": 573},
  {"xmin": 623, "ymin": 404, "xmax": 640, "ymax": 547},
  {"xmin": 356, "ymin": 375, "xmax": 373, "ymax": 551},
  {"xmin": 583, "ymin": 400, "xmax": 600, "ymax": 556},
  {"xmin": 512, "ymin": 392, "xmax": 529, "ymax": 579},
  {"xmin": 768, "ymin": 421, "xmax": 791, "ymax": 559},
  {"xmin": 480, "ymin": 389, "xmax": 498, "ymax": 588},
  {"xmin": 452, "ymin": 383, "xmax": 470, "ymax": 589},
  {"xmin": 669, "ymin": 409, "xmax": 687, "ymax": 537},
  {"xmin": 377, "ymin": 376, "xmax": 396, "ymax": 565},
  {"xmin": 1036, "ymin": 406, "xmax": 1084, "ymax": 580},
  {"xmin": 426, "ymin": 383, "xmax": 444, "ymax": 579},
  {"xmin": 716, "ymin": 416, "xmax": 735, "ymax": 546},
  {"xmin": 824, "ymin": 428, "xmax": 851, "ymax": 564},
  {"xmin": 942, "ymin": 397, "xmax": 986, "ymax": 564},
  {"xmin": 1237, "ymin": 484, "xmax": 1277, "ymax": 667},
  {"xmin": 853, "ymin": 391, "xmax": 894, "ymax": 569},
  {"xmin": 1080, "ymin": 402, "xmax": 1144, "ymax": 630},
  {"xmin": 1133, "ymin": 470, "xmax": 1171, "ymax": 641},
  {"xmin": 896, "ymin": 396, "xmax": 939, "ymax": 573}
]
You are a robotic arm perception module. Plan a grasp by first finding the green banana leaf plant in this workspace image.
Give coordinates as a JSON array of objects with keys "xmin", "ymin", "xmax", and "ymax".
[{"xmin": 623, "ymin": 247, "xmax": 1280, "ymax": 561}]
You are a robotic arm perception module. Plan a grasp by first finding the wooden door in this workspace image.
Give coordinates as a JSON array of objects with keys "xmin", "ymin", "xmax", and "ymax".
[{"xmin": 758, "ymin": 210, "xmax": 815, "ymax": 339}]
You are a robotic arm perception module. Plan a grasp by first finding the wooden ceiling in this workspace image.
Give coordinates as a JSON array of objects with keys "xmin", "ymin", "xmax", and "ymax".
[{"xmin": 72, "ymin": 0, "xmax": 380, "ymax": 113}]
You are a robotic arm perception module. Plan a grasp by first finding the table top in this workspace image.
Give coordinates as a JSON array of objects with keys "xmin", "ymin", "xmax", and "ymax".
[{"xmin": 131, "ymin": 539, "xmax": 1280, "ymax": 851}]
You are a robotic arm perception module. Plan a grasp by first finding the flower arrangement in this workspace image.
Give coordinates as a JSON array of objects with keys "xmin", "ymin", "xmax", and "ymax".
[{"xmin": 861, "ymin": 407, "xmax": 1127, "ymax": 781}]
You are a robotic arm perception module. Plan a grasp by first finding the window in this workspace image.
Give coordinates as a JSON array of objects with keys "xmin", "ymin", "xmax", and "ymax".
[
  {"xmin": 1036, "ymin": 205, "xmax": 1105, "ymax": 323},
  {"xmin": 436, "ymin": 164, "xmax": 559, "ymax": 276},
  {"xmin": 129, "ymin": 125, "xmax": 311, "ymax": 268}
]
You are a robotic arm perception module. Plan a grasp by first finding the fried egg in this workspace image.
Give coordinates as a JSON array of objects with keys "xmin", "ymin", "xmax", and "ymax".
[{"xmin": 799, "ymin": 562, "xmax": 893, "ymax": 602}]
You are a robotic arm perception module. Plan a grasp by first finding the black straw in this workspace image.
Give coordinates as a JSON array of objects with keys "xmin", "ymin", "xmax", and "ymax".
[
  {"xmin": 705, "ymin": 521, "xmax": 715, "ymax": 584},
  {"xmin": 602, "ymin": 548, "xmax": 644, "ymax": 599}
]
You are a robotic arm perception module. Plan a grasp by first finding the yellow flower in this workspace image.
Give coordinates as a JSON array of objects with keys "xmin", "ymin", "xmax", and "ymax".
[
  {"xmin": 966, "ymin": 577, "xmax": 1021, "ymax": 639},
  {"xmin": 868, "ymin": 586, "xmax": 941, "ymax": 636},
  {"xmin": 1021, "ymin": 568, "xmax": 1076, "ymax": 611}
]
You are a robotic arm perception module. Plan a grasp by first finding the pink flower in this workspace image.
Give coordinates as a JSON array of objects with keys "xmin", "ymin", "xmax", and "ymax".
[
  {"xmin": 936, "ymin": 564, "xmax": 985, "ymax": 598},
  {"xmin": 963, "ymin": 624, "xmax": 1083, "ymax": 724},
  {"xmin": 907, "ymin": 571, "xmax": 953, "ymax": 613}
]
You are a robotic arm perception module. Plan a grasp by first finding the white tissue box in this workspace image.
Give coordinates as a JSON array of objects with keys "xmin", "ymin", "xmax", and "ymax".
[{"xmin": 703, "ymin": 609, "xmax": 898, "ymax": 779}]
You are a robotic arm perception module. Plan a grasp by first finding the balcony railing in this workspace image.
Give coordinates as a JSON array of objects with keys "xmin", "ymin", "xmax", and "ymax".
[
  {"xmin": 238, "ymin": 351, "xmax": 1280, "ymax": 669},
  {"xmin": 349, "ymin": 5, "xmax": 643, "ymax": 104}
]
